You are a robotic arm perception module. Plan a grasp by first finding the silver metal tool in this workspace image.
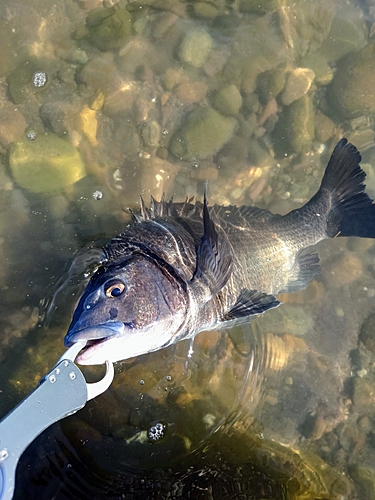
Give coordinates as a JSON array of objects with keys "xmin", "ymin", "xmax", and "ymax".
[{"xmin": 0, "ymin": 341, "xmax": 114, "ymax": 500}]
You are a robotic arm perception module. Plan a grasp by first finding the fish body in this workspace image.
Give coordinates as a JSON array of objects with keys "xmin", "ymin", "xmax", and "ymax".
[{"xmin": 65, "ymin": 139, "xmax": 375, "ymax": 365}]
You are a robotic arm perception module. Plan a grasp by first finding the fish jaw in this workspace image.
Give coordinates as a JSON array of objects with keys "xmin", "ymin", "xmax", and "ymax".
[
  {"xmin": 64, "ymin": 321, "xmax": 125, "ymax": 365},
  {"xmin": 64, "ymin": 319, "xmax": 181, "ymax": 365}
]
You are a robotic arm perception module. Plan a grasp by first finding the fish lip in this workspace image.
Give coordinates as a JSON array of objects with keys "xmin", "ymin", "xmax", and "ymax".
[{"xmin": 65, "ymin": 321, "xmax": 126, "ymax": 347}]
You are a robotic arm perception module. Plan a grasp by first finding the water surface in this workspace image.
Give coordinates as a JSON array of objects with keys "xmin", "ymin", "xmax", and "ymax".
[{"xmin": 1, "ymin": 0, "xmax": 375, "ymax": 498}]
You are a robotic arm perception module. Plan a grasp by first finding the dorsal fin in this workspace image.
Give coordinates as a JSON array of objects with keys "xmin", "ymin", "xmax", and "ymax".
[
  {"xmin": 129, "ymin": 208, "xmax": 142, "ymax": 223},
  {"xmin": 193, "ymin": 191, "xmax": 233, "ymax": 296},
  {"xmin": 139, "ymin": 196, "xmax": 149, "ymax": 221}
]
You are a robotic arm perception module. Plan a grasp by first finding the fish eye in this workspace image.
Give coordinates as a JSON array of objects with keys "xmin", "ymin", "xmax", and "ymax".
[{"xmin": 104, "ymin": 280, "xmax": 126, "ymax": 298}]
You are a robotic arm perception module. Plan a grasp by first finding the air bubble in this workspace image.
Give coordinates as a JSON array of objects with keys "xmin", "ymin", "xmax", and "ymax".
[
  {"xmin": 165, "ymin": 375, "xmax": 172, "ymax": 381},
  {"xmin": 27, "ymin": 131, "xmax": 36, "ymax": 141},
  {"xmin": 139, "ymin": 379, "xmax": 145, "ymax": 385},
  {"xmin": 148, "ymin": 422, "xmax": 166, "ymax": 442},
  {"xmin": 0, "ymin": 449, "xmax": 8, "ymax": 461},
  {"xmin": 49, "ymin": 374, "xmax": 56, "ymax": 384},
  {"xmin": 33, "ymin": 71, "xmax": 47, "ymax": 88},
  {"xmin": 69, "ymin": 372, "xmax": 76, "ymax": 380},
  {"xmin": 93, "ymin": 190, "xmax": 103, "ymax": 200}
]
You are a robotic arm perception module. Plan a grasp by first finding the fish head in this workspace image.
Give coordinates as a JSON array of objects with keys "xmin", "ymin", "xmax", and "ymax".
[{"xmin": 64, "ymin": 254, "xmax": 188, "ymax": 365}]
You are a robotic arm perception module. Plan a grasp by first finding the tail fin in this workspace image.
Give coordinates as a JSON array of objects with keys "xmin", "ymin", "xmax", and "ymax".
[{"xmin": 321, "ymin": 138, "xmax": 375, "ymax": 238}]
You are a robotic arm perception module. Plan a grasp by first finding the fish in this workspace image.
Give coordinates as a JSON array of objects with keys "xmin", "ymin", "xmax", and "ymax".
[{"xmin": 65, "ymin": 138, "xmax": 375, "ymax": 365}]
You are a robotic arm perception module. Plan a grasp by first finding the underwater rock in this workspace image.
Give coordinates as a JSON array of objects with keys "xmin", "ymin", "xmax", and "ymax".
[
  {"xmin": 0, "ymin": 105, "xmax": 27, "ymax": 147},
  {"xmin": 217, "ymin": 135, "xmax": 250, "ymax": 171},
  {"xmin": 352, "ymin": 377, "xmax": 375, "ymax": 415},
  {"xmin": 256, "ymin": 68, "xmax": 286, "ymax": 105},
  {"xmin": 7, "ymin": 58, "xmax": 51, "ymax": 104},
  {"xmin": 329, "ymin": 43, "xmax": 375, "ymax": 119},
  {"xmin": 325, "ymin": 252, "xmax": 363, "ymax": 287},
  {"xmin": 223, "ymin": 15, "xmax": 288, "ymax": 94},
  {"xmin": 79, "ymin": 52, "xmax": 120, "ymax": 93},
  {"xmin": 141, "ymin": 121, "xmax": 161, "ymax": 148},
  {"xmin": 174, "ymin": 79, "xmax": 208, "ymax": 105},
  {"xmin": 277, "ymin": 0, "xmax": 335, "ymax": 57},
  {"xmin": 256, "ymin": 303, "xmax": 313, "ymax": 338},
  {"xmin": 281, "ymin": 68, "xmax": 315, "ymax": 106},
  {"xmin": 40, "ymin": 92, "xmax": 82, "ymax": 136},
  {"xmin": 140, "ymin": 155, "xmax": 180, "ymax": 200},
  {"xmin": 300, "ymin": 52, "xmax": 333, "ymax": 85},
  {"xmin": 314, "ymin": 110, "xmax": 334, "ymax": 143},
  {"xmin": 103, "ymin": 80, "xmax": 138, "ymax": 116},
  {"xmin": 238, "ymin": 0, "xmax": 279, "ymax": 14},
  {"xmin": 86, "ymin": 3, "xmax": 133, "ymax": 51},
  {"xmin": 359, "ymin": 313, "xmax": 375, "ymax": 355},
  {"xmin": 170, "ymin": 107, "xmax": 236, "ymax": 160},
  {"xmin": 212, "ymin": 84, "xmax": 242, "ymax": 116},
  {"xmin": 274, "ymin": 95, "xmax": 315, "ymax": 154},
  {"xmin": 163, "ymin": 67, "xmax": 184, "ymax": 91},
  {"xmin": 118, "ymin": 36, "xmax": 169, "ymax": 77},
  {"xmin": 179, "ymin": 27, "xmax": 213, "ymax": 68},
  {"xmin": 79, "ymin": 105, "xmax": 98, "ymax": 144},
  {"xmin": 9, "ymin": 133, "xmax": 86, "ymax": 194},
  {"xmin": 192, "ymin": 2, "xmax": 219, "ymax": 19},
  {"xmin": 287, "ymin": 95, "xmax": 315, "ymax": 152},
  {"xmin": 319, "ymin": 2, "xmax": 367, "ymax": 62},
  {"xmin": 350, "ymin": 464, "xmax": 375, "ymax": 500}
]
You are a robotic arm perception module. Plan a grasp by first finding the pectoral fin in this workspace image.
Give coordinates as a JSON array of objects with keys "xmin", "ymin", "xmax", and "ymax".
[
  {"xmin": 223, "ymin": 289, "xmax": 280, "ymax": 322},
  {"xmin": 194, "ymin": 192, "xmax": 233, "ymax": 296}
]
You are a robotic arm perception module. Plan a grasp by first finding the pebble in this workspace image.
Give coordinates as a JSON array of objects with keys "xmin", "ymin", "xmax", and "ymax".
[
  {"xmin": 179, "ymin": 27, "xmax": 213, "ymax": 68},
  {"xmin": 325, "ymin": 252, "xmax": 363, "ymax": 287},
  {"xmin": 79, "ymin": 52, "xmax": 119, "ymax": 93},
  {"xmin": 141, "ymin": 121, "xmax": 161, "ymax": 148},
  {"xmin": 103, "ymin": 80, "xmax": 137, "ymax": 116},
  {"xmin": 196, "ymin": 165, "xmax": 219, "ymax": 181},
  {"xmin": 0, "ymin": 106, "xmax": 27, "ymax": 147},
  {"xmin": 174, "ymin": 80, "xmax": 208, "ymax": 105},
  {"xmin": 256, "ymin": 68, "xmax": 286, "ymax": 104},
  {"xmin": 278, "ymin": 95, "xmax": 315, "ymax": 154},
  {"xmin": 352, "ymin": 377, "xmax": 375, "ymax": 414},
  {"xmin": 139, "ymin": 156, "xmax": 180, "ymax": 201},
  {"xmin": 79, "ymin": 105, "xmax": 98, "ymax": 144},
  {"xmin": 7, "ymin": 59, "xmax": 50, "ymax": 104},
  {"xmin": 300, "ymin": 52, "xmax": 333, "ymax": 85},
  {"xmin": 40, "ymin": 92, "xmax": 82, "ymax": 136},
  {"xmin": 359, "ymin": 313, "xmax": 375, "ymax": 355},
  {"xmin": 212, "ymin": 84, "xmax": 242, "ymax": 116},
  {"xmin": 9, "ymin": 133, "xmax": 86, "ymax": 194},
  {"xmin": 170, "ymin": 107, "xmax": 236, "ymax": 160},
  {"xmin": 329, "ymin": 42, "xmax": 375, "ymax": 119},
  {"xmin": 314, "ymin": 110, "xmax": 334, "ymax": 143},
  {"xmin": 86, "ymin": 4, "xmax": 133, "ymax": 51},
  {"xmin": 281, "ymin": 68, "xmax": 315, "ymax": 106},
  {"xmin": 192, "ymin": 2, "xmax": 219, "ymax": 19},
  {"xmin": 350, "ymin": 465, "xmax": 375, "ymax": 499}
]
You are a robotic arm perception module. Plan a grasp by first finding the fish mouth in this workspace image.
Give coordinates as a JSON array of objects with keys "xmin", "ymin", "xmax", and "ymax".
[
  {"xmin": 65, "ymin": 321, "xmax": 125, "ymax": 347},
  {"xmin": 64, "ymin": 321, "xmax": 127, "ymax": 365}
]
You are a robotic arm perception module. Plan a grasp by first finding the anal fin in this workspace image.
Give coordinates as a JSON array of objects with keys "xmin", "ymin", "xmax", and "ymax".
[
  {"xmin": 280, "ymin": 250, "xmax": 320, "ymax": 293},
  {"xmin": 223, "ymin": 289, "xmax": 280, "ymax": 323}
]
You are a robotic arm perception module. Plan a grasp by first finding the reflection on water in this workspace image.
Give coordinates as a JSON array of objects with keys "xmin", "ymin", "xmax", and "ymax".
[{"xmin": 0, "ymin": 0, "xmax": 375, "ymax": 498}]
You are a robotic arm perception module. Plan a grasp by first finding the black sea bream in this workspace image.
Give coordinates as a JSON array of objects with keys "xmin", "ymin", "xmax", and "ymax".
[{"xmin": 65, "ymin": 139, "xmax": 375, "ymax": 365}]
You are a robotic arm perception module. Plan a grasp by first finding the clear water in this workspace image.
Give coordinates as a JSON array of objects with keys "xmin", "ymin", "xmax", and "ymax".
[{"xmin": 0, "ymin": 0, "xmax": 375, "ymax": 498}]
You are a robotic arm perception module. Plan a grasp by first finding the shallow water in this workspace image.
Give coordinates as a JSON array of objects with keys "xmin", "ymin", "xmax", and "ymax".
[{"xmin": 1, "ymin": 0, "xmax": 375, "ymax": 498}]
